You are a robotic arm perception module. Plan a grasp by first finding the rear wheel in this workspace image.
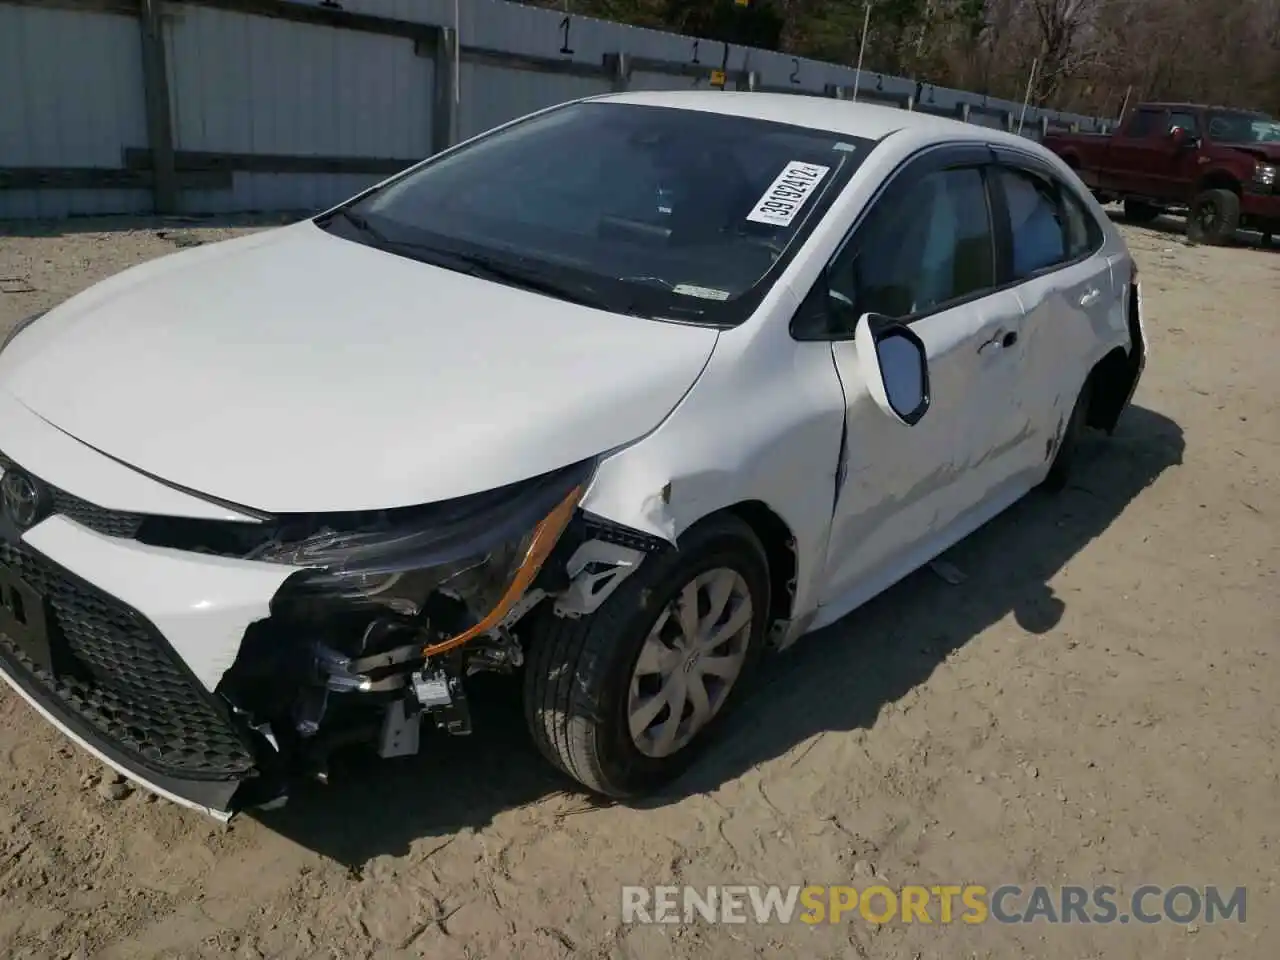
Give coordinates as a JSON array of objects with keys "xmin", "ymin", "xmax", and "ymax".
[
  {"xmin": 1042, "ymin": 378, "xmax": 1093, "ymax": 492},
  {"xmin": 523, "ymin": 515, "xmax": 769, "ymax": 798},
  {"xmin": 1123, "ymin": 199, "xmax": 1161, "ymax": 224},
  {"xmin": 1187, "ymin": 188, "xmax": 1241, "ymax": 246}
]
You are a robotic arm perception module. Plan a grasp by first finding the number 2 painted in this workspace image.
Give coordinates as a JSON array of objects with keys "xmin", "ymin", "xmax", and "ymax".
[
  {"xmin": 559, "ymin": 16, "xmax": 574, "ymax": 55},
  {"xmin": 790, "ymin": 58, "xmax": 801, "ymax": 84}
]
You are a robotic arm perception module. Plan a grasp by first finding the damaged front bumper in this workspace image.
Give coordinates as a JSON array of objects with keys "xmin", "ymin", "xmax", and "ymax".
[
  {"xmin": 0, "ymin": 519, "xmax": 282, "ymax": 819},
  {"xmin": 0, "ymin": 462, "xmax": 656, "ymax": 820}
]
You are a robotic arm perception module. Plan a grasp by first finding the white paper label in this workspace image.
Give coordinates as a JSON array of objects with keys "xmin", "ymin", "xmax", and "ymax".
[
  {"xmin": 672, "ymin": 283, "xmax": 731, "ymax": 301},
  {"xmin": 745, "ymin": 161, "xmax": 831, "ymax": 227}
]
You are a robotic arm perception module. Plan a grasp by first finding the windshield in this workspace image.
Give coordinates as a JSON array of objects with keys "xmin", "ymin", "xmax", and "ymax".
[
  {"xmin": 1207, "ymin": 111, "xmax": 1279, "ymax": 144},
  {"xmin": 317, "ymin": 101, "xmax": 875, "ymax": 326}
]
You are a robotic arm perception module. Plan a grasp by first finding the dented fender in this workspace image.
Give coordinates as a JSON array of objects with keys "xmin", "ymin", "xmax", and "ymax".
[{"xmin": 577, "ymin": 290, "xmax": 848, "ymax": 629}]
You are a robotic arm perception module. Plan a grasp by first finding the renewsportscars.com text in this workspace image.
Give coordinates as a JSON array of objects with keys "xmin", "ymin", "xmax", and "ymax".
[{"xmin": 621, "ymin": 884, "xmax": 1246, "ymax": 926}]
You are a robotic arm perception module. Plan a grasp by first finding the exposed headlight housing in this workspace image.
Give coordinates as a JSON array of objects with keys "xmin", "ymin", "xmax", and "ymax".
[
  {"xmin": 0, "ymin": 310, "xmax": 48, "ymax": 355},
  {"xmin": 1254, "ymin": 163, "xmax": 1277, "ymax": 190},
  {"xmin": 262, "ymin": 459, "xmax": 595, "ymax": 654}
]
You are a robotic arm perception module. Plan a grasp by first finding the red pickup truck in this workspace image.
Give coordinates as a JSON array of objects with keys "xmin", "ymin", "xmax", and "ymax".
[{"xmin": 1043, "ymin": 103, "xmax": 1280, "ymax": 246}]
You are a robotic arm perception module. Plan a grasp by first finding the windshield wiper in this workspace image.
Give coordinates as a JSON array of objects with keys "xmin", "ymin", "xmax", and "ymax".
[
  {"xmin": 320, "ymin": 215, "xmax": 628, "ymax": 313},
  {"xmin": 391, "ymin": 244, "xmax": 616, "ymax": 312},
  {"xmin": 319, "ymin": 207, "xmax": 391, "ymax": 245}
]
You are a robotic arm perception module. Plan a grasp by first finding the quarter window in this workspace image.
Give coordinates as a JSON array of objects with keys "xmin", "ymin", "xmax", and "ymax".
[{"xmin": 826, "ymin": 166, "xmax": 996, "ymax": 326}]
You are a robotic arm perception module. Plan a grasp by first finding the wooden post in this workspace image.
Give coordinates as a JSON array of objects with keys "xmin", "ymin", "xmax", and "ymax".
[
  {"xmin": 1016, "ymin": 57, "xmax": 1038, "ymax": 135},
  {"xmin": 138, "ymin": 0, "xmax": 177, "ymax": 214},
  {"xmin": 432, "ymin": 26, "xmax": 458, "ymax": 155}
]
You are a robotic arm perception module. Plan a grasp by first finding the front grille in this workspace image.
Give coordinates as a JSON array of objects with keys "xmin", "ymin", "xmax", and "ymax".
[
  {"xmin": 49, "ymin": 488, "xmax": 144, "ymax": 539},
  {"xmin": 0, "ymin": 541, "xmax": 256, "ymax": 780},
  {"xmin": 0, "ymin": 452, "xmax": 144, "ymax": 539}
]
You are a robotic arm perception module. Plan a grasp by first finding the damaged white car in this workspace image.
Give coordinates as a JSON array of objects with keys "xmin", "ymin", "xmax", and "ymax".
[{"xmin": 0, "ymin": 91, "xmax": 1145, "ymax": 819}]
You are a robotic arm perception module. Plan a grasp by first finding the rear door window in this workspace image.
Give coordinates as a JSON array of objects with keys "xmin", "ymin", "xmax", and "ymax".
[
  {"xmin": 1061, "ymin": 187, "xmax": 1104, "ymax": 259},
  {"xmin": 993, "ymin": 167, "xmax": 1069, "ymax": 278}
]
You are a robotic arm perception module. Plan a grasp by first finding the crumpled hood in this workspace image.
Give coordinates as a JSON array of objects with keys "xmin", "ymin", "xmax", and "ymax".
[{"xmin": 0, "ymin": 222, "xmax": 719, "ymax": 513}]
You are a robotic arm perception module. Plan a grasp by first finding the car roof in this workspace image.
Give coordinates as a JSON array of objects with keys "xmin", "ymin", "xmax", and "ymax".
[
  {"xmin": 589, "ymin": 90, "xmax": 1073, "ymax": 171},
  {"xmin": 597, "ymin": 89, "xmax": 978, "ymax": 141}
]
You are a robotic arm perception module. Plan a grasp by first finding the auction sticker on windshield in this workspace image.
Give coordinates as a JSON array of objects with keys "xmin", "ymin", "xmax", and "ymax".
[{"xmin": 746, "ymin": 161, "xmax": 831, "ymax": 227}]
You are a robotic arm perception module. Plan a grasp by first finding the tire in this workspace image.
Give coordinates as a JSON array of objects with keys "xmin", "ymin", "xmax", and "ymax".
[
  {"xmin": 1041, "ymin": 378, "xmax": 1093, "ymax": 492},
  {"xmin": 523, "ymin": 514, "xmax": 770, "ymax": 798},
  {"xmin": 1123, "ymin": 199, "xmax": 1160, "ymax": 224},
  {"xmin": 1187, "ymin": 188, "xmax": 1241, "ymax": 246}
]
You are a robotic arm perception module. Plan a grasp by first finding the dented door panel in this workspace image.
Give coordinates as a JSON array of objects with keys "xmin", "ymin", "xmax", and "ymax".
[
  {"xmin": 1008, "ymin": 256, "xmax": 1110, "ymax": 478},
  {"xmin": 816, "ymin": 289, "xmax": 1025, "ymax": 613}
]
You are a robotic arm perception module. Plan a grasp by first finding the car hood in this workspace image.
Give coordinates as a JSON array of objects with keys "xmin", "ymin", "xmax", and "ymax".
[
  {"xmin": 0, "ymin": 222, "xmax": 719, "ymax": 513},
  {"xmin": 1225, "ymin": 142, "xmax": 1280, "ymax": 162}
]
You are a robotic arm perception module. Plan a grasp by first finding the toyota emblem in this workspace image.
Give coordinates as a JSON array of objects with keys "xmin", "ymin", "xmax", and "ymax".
[{"xmin": 1, "ymin": 469, "xmax": 49, "ymax": 530}]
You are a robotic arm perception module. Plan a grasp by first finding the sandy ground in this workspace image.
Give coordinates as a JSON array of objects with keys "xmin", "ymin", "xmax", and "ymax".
[{"xmin": 0, "ymin": 213, "xmax": 1276, "ymax": 960}]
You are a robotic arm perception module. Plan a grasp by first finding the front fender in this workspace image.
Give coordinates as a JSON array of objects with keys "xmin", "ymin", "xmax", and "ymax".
[{"xmin": 578, "ymin": 311, "xmax": 846, "ymax": 628}]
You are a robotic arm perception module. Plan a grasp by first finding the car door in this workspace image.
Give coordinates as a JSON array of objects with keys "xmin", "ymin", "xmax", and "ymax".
[
  {"xmin": 1164, "ymin": 108, "xmax": 1204, "ymax": 200},
  {"xmin": 988, "ymin": 151, "xmax": 1114, "ymax": 484},
  {"xmin": 803, "ymin": 146, "xmax": 1027, "ymax": 620},
  {"xmin": 1104, "ymin": 107, "xmax": 1165, "ymax": 196}
]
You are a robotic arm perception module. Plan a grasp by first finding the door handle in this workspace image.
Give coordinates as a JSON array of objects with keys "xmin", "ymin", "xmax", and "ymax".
[
  {"xmin": 977, "ymin": 329, "xmax": 1018, "ymax": 354},
  {"xmin": 1079, "ymin": 288, "xmax": 1101, "ymax": 307}
]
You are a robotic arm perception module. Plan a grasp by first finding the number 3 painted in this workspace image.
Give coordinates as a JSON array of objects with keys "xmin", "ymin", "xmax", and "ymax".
[
  {"xmin": 790, "ymin": 58, "xmax": 800, "ymax": 84},
  {"xmin": 559, "ymin": 16, "xmax": 574, "ymax": 55}
]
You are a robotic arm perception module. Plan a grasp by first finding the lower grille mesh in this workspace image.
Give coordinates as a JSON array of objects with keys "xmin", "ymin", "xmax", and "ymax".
[{"xmin": 0, "ymin": 541, "xmax": 255, "ymax": 780}]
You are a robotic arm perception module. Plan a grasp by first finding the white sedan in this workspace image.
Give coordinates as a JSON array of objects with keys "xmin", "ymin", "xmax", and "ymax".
[{"xmin": 0, "ymin": 91, "xmax": 1145, "ymax": 819}]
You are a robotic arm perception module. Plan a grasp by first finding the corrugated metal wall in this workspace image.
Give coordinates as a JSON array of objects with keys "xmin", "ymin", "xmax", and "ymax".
[
  {"xmin": 458, "ymin": 65, "xmax": 607, "ymax": 142},
  {"xmin": 0, "ymin": 3, "xmax": 151, "ymax": 218},
  {"xmin": 0, "ymin": 0, "xmax": 1109, "ymax": 220},
  {"xmin": 164, "ymin": 4, "xmax": 433, "ymax": 213}
]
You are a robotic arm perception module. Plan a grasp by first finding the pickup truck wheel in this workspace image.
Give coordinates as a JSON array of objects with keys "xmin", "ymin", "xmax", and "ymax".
[
  {"xmin": 1122, "ymin": 199, "xmax": 1160, "ymax": 224},
  {"xmin": 1187, "ymin": 188, "xmax": 1241, "ymax": 246},
  {"xmin": 523, "ymin": 515, "xmax": 769, "ymax": 798}
]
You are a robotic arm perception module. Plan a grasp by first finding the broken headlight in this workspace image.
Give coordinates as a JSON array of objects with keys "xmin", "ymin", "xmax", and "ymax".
[{"xmin": 264, "ymin": 460, "xmax": 594, "ymax": 634}]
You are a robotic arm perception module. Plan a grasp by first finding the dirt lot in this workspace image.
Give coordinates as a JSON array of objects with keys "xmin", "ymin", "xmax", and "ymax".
[{"xmin": 0, "ymin": 214, "xmax": 1276, "ymax": 960}]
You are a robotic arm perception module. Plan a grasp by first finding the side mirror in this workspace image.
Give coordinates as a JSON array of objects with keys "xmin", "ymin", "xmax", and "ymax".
[
  {"xmin": 1169, "ymin": 126, "xmax": 1192, "ymax": 148},
  {"xmin": 854, "ymin": 313, "xmax": 931, "ymax": 425}
]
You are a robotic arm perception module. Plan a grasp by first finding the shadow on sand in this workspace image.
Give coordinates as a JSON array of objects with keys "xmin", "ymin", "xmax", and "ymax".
[
  {"xmin": 259, "ymin": 404, "xmax": 1184, "ymax": 866},
  {"xmin": 1105, "ymin": 209, "xmax": 1276, "ymax": 252}
]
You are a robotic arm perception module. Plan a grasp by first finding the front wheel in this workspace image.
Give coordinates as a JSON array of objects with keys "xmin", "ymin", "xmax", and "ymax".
[{"xmin": 523, "ymin": 515, "xmax": 770, "ymax": 798}]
